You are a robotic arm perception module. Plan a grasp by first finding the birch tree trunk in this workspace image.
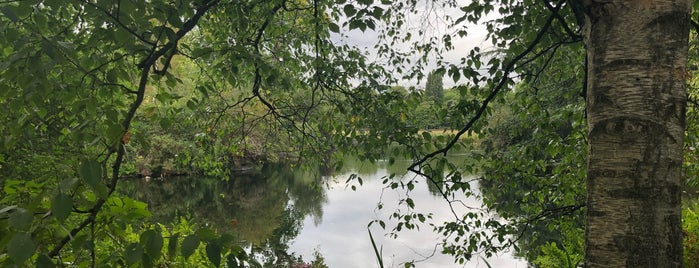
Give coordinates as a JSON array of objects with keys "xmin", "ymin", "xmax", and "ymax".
[{"xmin": 583, "ymin": 0, "xmax": 690, "ymax": 267}]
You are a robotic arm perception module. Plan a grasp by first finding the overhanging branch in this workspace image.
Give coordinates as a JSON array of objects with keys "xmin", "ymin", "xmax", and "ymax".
[
  {"xmin": 47, "ymin": 0, "xmax": 220, "ymax": 257},
  {"xmin": 408, "ymin": 0, "xmax": 567, "ymax": 173}
]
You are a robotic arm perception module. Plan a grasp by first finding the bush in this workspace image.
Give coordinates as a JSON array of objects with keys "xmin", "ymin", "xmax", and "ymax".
[{"xmin": 684, "ymin": 201, "xmax": 699, "ymax": 267}]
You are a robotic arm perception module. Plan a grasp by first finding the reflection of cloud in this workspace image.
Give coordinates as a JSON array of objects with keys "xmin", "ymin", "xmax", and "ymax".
[{"xmin": 288, "ymin": 169, "xmax": 527, "ymax": 268}]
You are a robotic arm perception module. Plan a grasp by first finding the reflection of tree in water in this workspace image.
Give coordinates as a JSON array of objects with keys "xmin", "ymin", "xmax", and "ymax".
[
  {"xmin": 426, "ymin": 177, "xmax": 445, "ymax": 197},
  {"xmin": 117, "ymin": 163, "xmax": 328, "ymax": 265}
]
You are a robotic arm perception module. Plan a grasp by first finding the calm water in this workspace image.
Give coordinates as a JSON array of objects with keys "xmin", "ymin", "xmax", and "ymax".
[
  {"xmin": 119, "ymin": 160, "xmax": 527, "ymax": 267},
  {"xmin": 289, "ymin": 163, "xmax": 526, "ymax": 268}
]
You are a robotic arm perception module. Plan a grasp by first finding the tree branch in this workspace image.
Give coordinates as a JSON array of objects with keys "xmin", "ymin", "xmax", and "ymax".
[
  {"xmin": 47, "ymin": 0, "xmax": 220, "ymax": 257},
  {"xmin": 544, "ymin": 0, "xmax": 582, "ymax": 40},
  {"xmin": 408, "ymin": 0, "xmax": 567, "ymax": 173}
]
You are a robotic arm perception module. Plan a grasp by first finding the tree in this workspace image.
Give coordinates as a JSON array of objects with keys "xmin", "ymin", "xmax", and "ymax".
[
  {"xmin": 0, "ymin": 0, "xmax": 386, "ymax": 266},
  {"xmin": 425, "ymin": 70, "xmax": 445, "ymax": 105},
  {"xmin": 0, "ymin": 0, "xmax": 696, "ymax": 266},
  {"xmin": 479, "ymin": 42, "xmax": 586, "ymax": 264},
  {"xmin": 582, "ymin": 1, "xmax": 690, "ymax": 266},
  {"xmin": 372, "ymin": 0, "xmax": 693, "ymax": 266}
]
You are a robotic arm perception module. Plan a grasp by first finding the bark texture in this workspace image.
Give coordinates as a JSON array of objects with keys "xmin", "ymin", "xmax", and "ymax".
[{"xmin": 583, "ymin": 0, "xmax": 690, "ymax": 267}]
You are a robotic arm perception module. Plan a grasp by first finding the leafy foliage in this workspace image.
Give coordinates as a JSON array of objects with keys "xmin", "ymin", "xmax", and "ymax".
[
  {"xmin": 425, "ymin": 70, "xmax": 445, "ymax": 106},
  {"xmin": 684, "ymin": 202, "xmax": 699, "ymax": 267},
  {"xmin": 0, "ymin": 0, "xmax": 697, "ymax": 266}
]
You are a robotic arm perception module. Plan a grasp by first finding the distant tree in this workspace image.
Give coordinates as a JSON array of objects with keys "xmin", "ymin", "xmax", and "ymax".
[{"xmin": 424, "ymin": 71, "xmax": 444, "ymax": 105}]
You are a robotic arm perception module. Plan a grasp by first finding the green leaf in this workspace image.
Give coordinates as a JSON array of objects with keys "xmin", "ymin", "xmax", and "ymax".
[
  {"xmin": 1, "ymin": 7, "xmax": 19, "ymax": 23},
  {"xmin": 368, "ymin": 228, "xmax": 384, "ymax": 268},
  {"xmin": 140, "ymin": 229, "xmax": 164, "ymax": 261},
  {"xmin": 343, "ymin": 4, "xmax": 357, "ymax": 17},
  {"xmin": 181, "ymin": 235, "xmax": 200, "ymax": 259},
  {"xmin": 167, "ymin": 12, "xmax": 183, "ymax": 28},
  {"xmin": 124, "ymin": 243, "xmax": 143, "ymax": 266},
  {"xmin": 79, "ymin": 159, "xmax": 102, "ymax": 189},
  {"xmin": 155, "ymin": 92, "xmax": 172, "ymax": 104},
  {"xmin": 36, "ymin": 254, "xmax": 56, "ymax": 268},
  {"xmin": 371, "ymin": 7, "xmax": 384, "ymax": 19},
  {"xmin": 226, "ymin": 254, "xmax": 240, "ymax": 268},
  {"xmin": 9, "ymin": 208, "xmax": 32, "ymax": 230},
  {"xmin": 206, "ymin": 241, "xmax": 222, "ymax": 267},
  {"xmin": 167, "ymin": 233, "xmax": 179, "ymax": 258},
  {"xmin": 191, "ymin": 47, "xmax": 213, "ymax": 58},
  {"xmin": 349, "ymin": 20, "xmax": 365, "ymax": 31},
  {"xmin": 7, "ymin": 233, "xmax": 36, "ymax": 264},
  {"xmin": 328, "ymin": 23, "xmax": 340, "ymax": 33},
  {"xmin": 421, "ymin": 131, "xmax": 432, "ymax": 141},
  {"xmin": 406, "ymin": 198, "xmax": 415, "ymax": 209},
  {"xmin": 195, "ymin": 228, "xmax": 218, "ymax": 241},
  {"xmin": 186, "ymin": 99, "xmax": 198, "ymax": 111},
  {"xmin": 51, "ymin": 193, "xmax": 72, "ymax": 222},
  {"xmin": 58, "ymin": 177, "xmax": 79, "ymax": 193},
  {"xmin": 159, "ymin": 117, "xmax": 173, "ymax": 129}
]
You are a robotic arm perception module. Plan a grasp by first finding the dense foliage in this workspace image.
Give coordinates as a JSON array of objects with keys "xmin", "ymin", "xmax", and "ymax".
[{"xmin": 2, "ymin": 0, "xmax": 699, "ymax": 267}]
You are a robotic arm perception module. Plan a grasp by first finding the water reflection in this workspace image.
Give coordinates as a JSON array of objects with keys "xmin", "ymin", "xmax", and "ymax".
[
  {"xmin": 118, "ymin": 159, "xmax": 526, "ymax": 267},
  {"xmin": 290, "ymin": 159, "xmax": 526, "ymax": 268}
]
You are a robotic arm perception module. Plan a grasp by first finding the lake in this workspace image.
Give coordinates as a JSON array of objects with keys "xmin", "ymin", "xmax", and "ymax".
[{"xmin": 119, "ymin": 158, "xmax": 527, "ymax": 267}]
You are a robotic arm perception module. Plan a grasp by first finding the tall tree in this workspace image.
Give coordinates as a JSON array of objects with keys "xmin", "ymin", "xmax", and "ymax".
[
  {"xmin": 425, "ymin": 70, "xmax": 444, "ymax": 105},
  {"xmin": 582, "ymin": 1, "xmax": 690, "ymax": 266}
]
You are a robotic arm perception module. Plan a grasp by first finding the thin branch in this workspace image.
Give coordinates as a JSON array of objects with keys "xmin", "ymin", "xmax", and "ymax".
[
  {"xmin": 692, "ymin": 19, "xmax": 699, "ymax": 34},
  {"xmin": 688, "ymin": 96, "xmax": 699, "ymax": 108},
  {"xmin": 408, "ymin": 0, "xmax": 566, "ymax": 174},
  {"xmin": 81, "ymin": 0, "xmax": 156, "ymax": 46},
  {"xmin": 543, "ymin": 0, "xmax": 582, "ymax": 40},
  {"xmin": 527, "ymin": 203, "xmax": 586, "ymax": 222}
]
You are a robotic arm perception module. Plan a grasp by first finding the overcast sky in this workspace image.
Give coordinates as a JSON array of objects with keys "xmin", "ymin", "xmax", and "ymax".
[{"xmin": 331, "ymin": 1, "xmax": 499, "ymax": 89}]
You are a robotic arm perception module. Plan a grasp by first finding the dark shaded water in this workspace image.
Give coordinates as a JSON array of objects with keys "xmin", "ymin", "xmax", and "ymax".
[{"xmin": 119, "ymin": 159, "xmax": 526, "ymax": 267}]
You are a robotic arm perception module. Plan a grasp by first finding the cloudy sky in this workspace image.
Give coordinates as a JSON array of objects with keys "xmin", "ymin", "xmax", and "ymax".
[{"xmin": 331, "ymin": 1, "xmax": 499, "ymax": 88}]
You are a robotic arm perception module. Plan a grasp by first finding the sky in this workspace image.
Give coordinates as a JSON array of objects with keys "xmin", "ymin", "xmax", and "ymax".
[{"xmin": 330, "ymin": 0, "xmax": 499, "ymax": 89}]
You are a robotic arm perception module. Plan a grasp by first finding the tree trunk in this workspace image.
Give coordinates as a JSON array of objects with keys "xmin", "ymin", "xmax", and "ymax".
[{"xmin": 583, "ymin": 0, "xmax": 690, "ymax": 267}]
